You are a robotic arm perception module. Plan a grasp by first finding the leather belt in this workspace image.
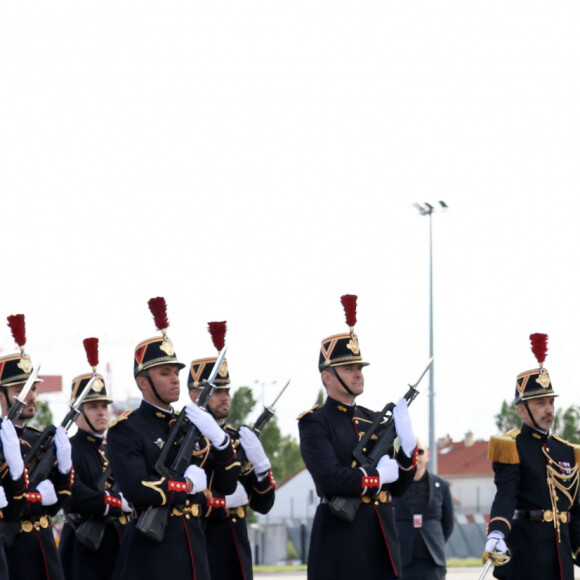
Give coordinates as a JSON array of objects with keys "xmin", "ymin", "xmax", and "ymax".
[
  {"xmin": 20, "ymin": 515, "xmax": 51, "ymax": 533},
  {"xmin": 170, "ymin": 504, "xmax": 200, "ymax": 518},
  {"xmin": 321, "ymin": 490, "xmax": 392, "ymax": 506},
  {"xmin": 514, "ymin": 509, "xmax": 571, "ymax": 524},
  {"xmin": 361, "ymin": 490, "xmax": 392, "ymax": 505},
  {"xmin": 224, "ymin": 506, "xmax": 246, "ymax": 519}
]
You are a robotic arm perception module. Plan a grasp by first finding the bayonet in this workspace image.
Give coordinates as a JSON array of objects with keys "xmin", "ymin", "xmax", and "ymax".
[
  {"xmin": 252, "ymin": 379, "xmax": 291, "ymax": 435},
  {"xmin": 5, "ymin": 363, "xmax": 41, "ymax": 423},
  {"xmin": 197, "ymin": 346, "xmax": 227, "ymax": 410}
]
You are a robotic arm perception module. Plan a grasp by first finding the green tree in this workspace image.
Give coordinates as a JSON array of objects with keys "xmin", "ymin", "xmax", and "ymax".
[
  {"xmin": 261, "ymin": 417, "xmax": 303, "ymax": 482},
  {"xmin": 229, "ymin": 386, "xmax": 304, "ymax": 482},
  {"xmin": 315, "ymin": 388, "xmax": 325, "ymax": 406},
  {"xmin": 228, "ymin": 386, "xmax": 257, "ymax": 426},
  {"xmin": 494, "ymin": 400, "xmax": 521, "ymax": 433},
  {"xmin": 554, "ymin": 406, "xmax": 580, "ymax": 444},
  {"xmin": 29, "ymin": 400, "xmax": 53, "ymax": 429}
]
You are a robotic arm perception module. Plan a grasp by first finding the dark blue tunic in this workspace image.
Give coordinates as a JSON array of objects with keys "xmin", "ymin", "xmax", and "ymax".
[
  {"xmin": 488, "ymin": 424, "xmax": 580, "ymax": 580},
  {"xmin": 107, "ymin": 400, "xmax": 240, "ymax": 580},
  {"xmin": 203, "ymin": 425, "xmax": 276, "ymax": 580},
  {"xmin": 2, "ymin": 425, "xmax": 73, "ymax": 580},
  {"xmin": 59, "ymin": 428, "xmax": 126, "ymax": 580},
  {"xmin": 299, "ymin": 396, "xmax": 416, "ymax": 580}
]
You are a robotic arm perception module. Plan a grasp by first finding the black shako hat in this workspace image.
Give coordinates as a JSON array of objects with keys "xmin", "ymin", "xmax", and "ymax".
[
  {"xmin": 71, "ymin": 338, "xmax": 113, "ymax": 405},
  {"xmin": 318, "ymin": 295, "xmax": 370, "ymax": 372},
  {"xmin": 188, "ymin": 321, "xmax": 230, "ymax": 390},
  {"xmin": 0, "ymin": 314, "xmax": 43, "ymax": 388},
  {"xmin": 134, "ymin": 297, "xmax": 185, "ymax": 377},
  {"xmin": 515, "ymin": 333, "xmax": 558, "ymax": 403}
]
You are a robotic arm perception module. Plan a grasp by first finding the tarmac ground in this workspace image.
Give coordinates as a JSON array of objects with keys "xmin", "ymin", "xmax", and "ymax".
[{"xmin": 255, "ymin": 565, "xmax": 580, "ymax": 579}]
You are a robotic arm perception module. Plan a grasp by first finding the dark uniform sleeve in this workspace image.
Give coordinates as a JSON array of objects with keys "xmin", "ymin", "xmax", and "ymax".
[
  {"xmin": 19, "ymin": 430, "xmax": 74, "ymax": 519},
  {"xmin": 107, "ymin": 420, "xmax": 190, "ymax": 508},
  {"xmin": 300, "ymin": 415, "xmax": 368, "ymax": 497},
  {"xmin": 568, "ymin": 445, "xmax": 580, "ymax": 565},
  {"xmin": 0, "ymin": 465, "xmax": 28, "ymax": 519},
  {"xmin": 205, "ymin": 437, "xmax": 240, "ymax": 496},
  {"xmin": 242, "ymin": 468, "xmax": 275, "ymax": 515},
  {"xmin": 64, "ymin": 442, "xmax": 123, "ymax": 518},
  {"xmin": 487, "ymin": 434, "xmax": 520, "ymax": 538}
]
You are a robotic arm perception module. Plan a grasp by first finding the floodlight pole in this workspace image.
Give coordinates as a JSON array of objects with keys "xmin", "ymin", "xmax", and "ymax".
[{"xmin": 414, "ymin": 201, "xmax": 447, "ymax": 474}]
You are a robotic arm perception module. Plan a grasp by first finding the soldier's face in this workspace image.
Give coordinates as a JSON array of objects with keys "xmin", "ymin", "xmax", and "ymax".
[
  {"xmin": 77, "ymin": 400, "xmax": 110, "ymax": 435},
  {"xmin": 5, "ymin": 382, "xmax": 37, "ymax": 421},
  {"xmin": 323, "ymin": 364, "xmax": 365, "ymax": 403},
  {"xmin": 140, "ymin": 364, "xmax": 181, "ymax": 407},
  {"xmin": 518, "ymin": 396, "xmax": 555, "ymax": 431},
  {"xmin": 207, "ymin": 388, "xmax": 231, "ymax": 422}
]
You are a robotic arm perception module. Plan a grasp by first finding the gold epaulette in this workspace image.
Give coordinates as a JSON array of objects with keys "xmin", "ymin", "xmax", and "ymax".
[
  {"xmin": 297, "ymin": 405, "xmax": 319, "ymax": 420},
  {"xmin": 574, "ymin": 445, "xmax": 580, "ymax": 467},
  {"xmin": 552, "ymin": 435, "xmax": 580, "ymax": 466},
  {"xmin": 108, "ymin": 410, "xmax": 133, "ymax": 429},
  {"xmin": 488, "ymin": 430, "xmax": 520, "ymax": 464}
]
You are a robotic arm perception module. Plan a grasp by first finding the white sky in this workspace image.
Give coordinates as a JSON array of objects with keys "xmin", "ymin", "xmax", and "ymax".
[{"xmin": 1, "ymin": 1, "xmax": 580, "ymax": 445}]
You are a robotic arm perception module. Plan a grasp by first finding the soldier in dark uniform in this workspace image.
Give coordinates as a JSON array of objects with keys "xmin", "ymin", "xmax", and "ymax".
[
  {"xmin": 106, "ymin": 298, "xmax": 240, "ymax": 580},
  {"xmin": 0, "ymin": 484, "xmax": 8, "ymax": 578},
  {"xmin": 188, "ymin": 321, "xmax": 275, "ymax": 580},
  {"xmin": 484, "ymin": 333, "xmax": 580, "ymax": 580},
  {"xmin": 59, "ymin": 338, "xmax": 131, "ymax": 580},
  {"xmin": 298, "ymin": 295, "xmax": 418, "ymax": 580},
  {"xmin": 0, "ymin": 313, "xmax": 74, "ymax": 580},
  {"xmin": 1, "ymin": 417, "xmax": 27, "ymax": 579}
]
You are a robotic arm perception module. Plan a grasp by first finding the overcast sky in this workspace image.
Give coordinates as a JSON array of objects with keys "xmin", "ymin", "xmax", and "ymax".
[{"xmin": 1, "ymin": 1, "xmax": 580, "ymax": 446}]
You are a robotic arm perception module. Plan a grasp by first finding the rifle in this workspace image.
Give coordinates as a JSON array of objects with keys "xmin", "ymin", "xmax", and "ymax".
[
  {"xmin": 328, "ymin": 358, "xmax": 433, "ymax": 523},
  {"xmin": 235, "ymin": 379, "xmax": 290, "ymax": 468},
  {"xmin": 136, "ymin": 347, "xmax": 226, "ymax": 542},
  {"xmin": 24, "ymin": 374, "xmax": 97, "ymax": 489},
  {"xmin": 0, "ymin": 371, "xmax": 96, "ymax": 547}
]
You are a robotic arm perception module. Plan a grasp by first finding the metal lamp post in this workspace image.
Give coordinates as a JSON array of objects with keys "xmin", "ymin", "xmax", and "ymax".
[{"xmin": 413, "ymin": 201, "xmax": 448, "ymax": 474}]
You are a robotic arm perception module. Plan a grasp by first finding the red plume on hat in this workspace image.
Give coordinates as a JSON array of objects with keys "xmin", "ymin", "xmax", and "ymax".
[
  {"xmin": 7, "ymin": 314, "xmax": 26, "ymax": 353},
  {"xmin": 83, "ymin": 337, "xmax": 99, "ymax": 374},
  {"xmin": 530, "ymin": 333, "xmax": 548, "ymax": 367},
  {"xmin": 340, "ymin": 294, "xmax": 357, "ymax": 334},
  {"xmin": 208, "ymin": 321, "xmax": 227, "ymax": 352},
  {"xmin": 148, "ymin": 297, "xmax": 170, "ymax": 336}
]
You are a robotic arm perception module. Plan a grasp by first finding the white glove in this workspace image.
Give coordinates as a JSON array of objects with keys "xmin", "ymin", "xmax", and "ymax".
[
  {"xmin": 55, "ymin": 426, "xmax": 73, "ymax": 474},
  {"xmin": 376, "ymin": 455, "xmax": 399, "ymax": 486},
  {"xmin": 393, "ymin": 398, "xmax": 416, "ymax": 457},
  {"xmin": 37, "ymin": 479, "xmax": 58, "ymax": 506},
  {"xmin": 239, "ymin": 426, "xmax": 271, "ymax": 474},
  {"xmin": 0, "ymin": 485, "xmax": 7, "ymax": 509},
  {"xmin": 484, "ymin": 530, "xmax": 507, "ymax": 555},
  {"xmin": 225, "ymin": 481, "xmax": 249, "ymax": 508},
  {"xmin": 183, "ymin": 464, "xmax": 208, "ymax": 494},
  {"xmin": 119, "ymin": 492, "xmax": 132, "ymax": 513},
  {"xmin": 184, "ymin": 403, "xmax": 228, "ymax": 448},
  {"xmin": 0, "ymin": 419, "xmax": 24, "ymax": 479}
]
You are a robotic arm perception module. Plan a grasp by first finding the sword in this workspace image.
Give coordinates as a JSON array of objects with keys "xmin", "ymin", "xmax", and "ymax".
[{"xmin": 478, "ymin": 559, "xmax": 493, "ymax": 580}]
